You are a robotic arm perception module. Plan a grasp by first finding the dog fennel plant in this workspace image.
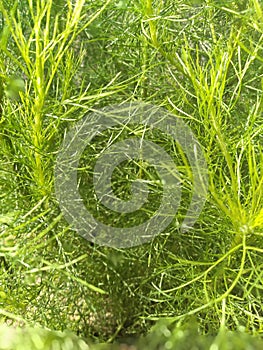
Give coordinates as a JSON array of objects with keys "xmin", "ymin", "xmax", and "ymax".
[
  {"xmin": 0, "ymin": 0, "xmax": 263, "ymax": 346},
  {"xmin": 0, "ymin": 0, "xmax": 111, "ymax": 200}
]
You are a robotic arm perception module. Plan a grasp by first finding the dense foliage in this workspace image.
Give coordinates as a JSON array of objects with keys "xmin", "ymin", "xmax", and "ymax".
[{"xmin": 0, "ymin": 0, "xmax": 263, "ymax": 348}]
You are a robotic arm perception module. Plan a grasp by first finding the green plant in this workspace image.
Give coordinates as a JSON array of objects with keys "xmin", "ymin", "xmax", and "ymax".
[{"xmin": 0, "ymin": 0, "xmax": 262, "ymax": 346}]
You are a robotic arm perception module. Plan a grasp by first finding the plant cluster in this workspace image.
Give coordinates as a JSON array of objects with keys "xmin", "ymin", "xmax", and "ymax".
[{"xmin": 0, "ymin": 0, "xmax": 263, "ymax": 347}]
